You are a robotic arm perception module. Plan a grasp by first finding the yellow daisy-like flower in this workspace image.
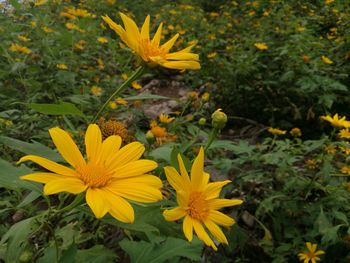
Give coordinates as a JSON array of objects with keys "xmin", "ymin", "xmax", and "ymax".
[
  {"xmin": 131, "ymin": 81, "xmax": 142, "ymax": 90},
  {"xmin": 98, "ymin": 37, "xmax": 108, "ymax": 44},
  {"xmin": 254, "ymin": 42, "xmax": 268, "ymax": 50},
  {"xmin": 340, "ymin": 166, "xmax": 350, "ymax": 175},
  {"xmin": 159, "ymin": 113, "xmax": 175, "ymax": 123},
  {"xmin": 338, "ymin": 129, "xmax": 350, "ymax": 139},
  {"xmin": 321, "ymin": 55, "xmax": 333, "ymax": 65},
  {"xmin": 298, "ymin": 242, "xmax": 325, "ymax": 263},
  {"xmin": 91, "ymin": 85, "xmax": 102, "ymax": 96},
  {"xmin": 290, "ymin": 127, "xmax": 302, "ymax": 137},
  {"xmin": 267, "ymin": 127, "xmax": 287, "ymax": 135},
  {"xmin": 102, "ymin": 13, "xmax": 200, "ymax": 70},
  {"xmin": 9, "ymin": 43, "xmax": 32, "ymax": 54},
  {"xmin": 321, "ymin": 114, "xmax": 350, "ymax": 128},
  {"xmin": 18, "ymin": 124, "xmax": 162, "ymax": 223},
  {"xmin": 56, "ymin": 63, "xmax": 68, "ymax": 70},
  {"xmin": 163, "ymin": 148, "xmax": 243, "ymax": 250}
]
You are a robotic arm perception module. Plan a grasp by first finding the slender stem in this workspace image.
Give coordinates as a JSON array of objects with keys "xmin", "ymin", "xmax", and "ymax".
[
  {"xmin": 56, "ymin": 193, "xmax": 85, "ymax": 214},
  {"xmin": 91, "ymin": 66, "xmax": 145, "ymax": 123},
  {"xmin": 204, "ymin": 128, "xmax": 219, "ymax": 152}
]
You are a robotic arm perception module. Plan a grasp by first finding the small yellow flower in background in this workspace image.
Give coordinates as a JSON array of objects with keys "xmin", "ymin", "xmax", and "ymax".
[
  {"xmin": 65, "ymin": 22, "xmax": 85, "ymax": 33},
  {"xmin": 91, "ymin": 86, "xmax": 102, "ymax": 96},
  {"xmin": 207, "ymin": 52, "xmax": 217, "ymax": 59},
  {"xmin": 105, "ymin": 0, "xmax": 116, "ymax": 5},
  {"xmin": 341, "ymin": 166, "xmax": 350, "ymax": 175},
  {"xmin": 338, "ymin": 129, "xmax": 350, "ymax": 139},
  {"xmin": 74, "ymin": 40, "xmax": 86, "ymax": 50},
  {"xmin": 102, "ymin": 13, "xmax": 200, "ymax": 70},
  {"xmin": 66, "ymin": 7, "xmax": 93, "ymax": 18},
  {"xmin": 325, "ymin": 0, "xmax": 334, "ymax": 4},
  {"xmin": 290, "ymin": 127, "xmax": 302, "ymax": 137},
  {"xmin": 163, "ymin": 148, "xmax": 243, "ymax": 250},
  {"xmin": 109, "ymin": 101, "xmax": 117, "ymax": 109},
  {"xmin": 17, "ymin": 35, "xmax": 30, "ymax": 42},
  {"xmin": 42, "ymin": 26, "xmax": 54, "ymax": 33},
  {"xmin": 9, "ymin": 43, "xmax": 32, "ymax": 54},
  {"xmin": 98, "ymin": 118, "xmax": 131, "ymax": 142},
  {"xmin": 34, "ymin": 0, "xmax": 48, "ymax": 6},
  {"xmin": 150, "ymin": 123, "xmax": 167, "ymax": 145},
  {"xmin": 60, "ymin": 11, "xmax": 76, "ymax": 20},
  {"xmin": 298, "ymin": 242, "xmax": 325, "ymax": 263},
  {"xmin": 98, "ymin": 37, "xmax": 108, "ymax": 44},
  {"xmin": 18, "ymin": 124, "xmax": 162, "ymax": 223},
  {"xmin": 0, "ymin": 118, "xmax": 13, "ymax": 126},
  {"xmin": 159, "ymin": 113, "xmax": 175, "ymax": 123},
  {"xmin": 324, "ymin": 145, "xmax": 336, "ymax": 154},
  {"xmin": 321, "ymin": 55, "xmax": 333, "ymax": 64},
  {"xmin": 187, "ymin": 91, "xmax": 199, "ymax": 100},
  {"xmin": 131, "ymin": 81, "xmax": 142, "ymax": 90},
  {"xmin": 254, "ymin": 42, "xmax": 268, "ymax": 50},
  {"xmin": 116, "ymin": 97, "xmax": 128, "ymax": 106},
  {"xmin": 201, "ymin": 92, "xmax": 210, "ymax": 102},
  {"xmin": 267, "ymin": 127, "xmax": 286, "ymax": 135},
  {"xmin": 121, "ymin": 73, "xmax": 128, "ymax": 80},
  {"xmin": 339, "ymin": 145, "xmax": 350, "ymax": 155},
  {"xmin": 306, "ymin": 159, "xmax": 318, "ymax": 169},
  {"xmin": 31, "ymin": 21, "xmax": 37, "ymax": 28},
  {"xmin": 97, "ymin": 58, "xmax": 105, "ymax": 70},
  {"xmin": 56, "ymin": 64, "xmax": 68, "ymax": 70},
  {"xmin": 321, "ymin": 114, "xmax": 350, "ymax": 128},
  {"xmin": 209, "ymin": 12, "xmax": 220, "ymax": 17}
]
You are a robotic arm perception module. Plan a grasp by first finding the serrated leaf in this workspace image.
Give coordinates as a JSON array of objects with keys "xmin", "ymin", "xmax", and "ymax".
[{"xmin": 29, "ymin": 102, "xmax": 86, "ymax": 118}]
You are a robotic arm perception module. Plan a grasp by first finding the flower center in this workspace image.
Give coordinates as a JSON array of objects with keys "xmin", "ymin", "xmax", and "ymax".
[
  {"xmin": 186, "ymin": 191, "xmax": 209, "ymax": 220},
  {"xmin": 76, "ymin": 163, "xmax": 112, "ymax": 188},
  {"xmin": 138, "ymin": 39, "xmax": 167, "ymax": 62}
]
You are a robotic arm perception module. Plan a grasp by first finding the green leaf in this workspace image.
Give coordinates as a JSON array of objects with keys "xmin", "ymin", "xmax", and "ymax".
[
  {"xmin": 148, "ymin": 143, "xmax": 178, "ymax": 163},
  {"xmin": 124, "ymin": 94, "xmax": 171, "ymax": 101},
  {"xmin": 75, "ymin": 245, "xmax": 116, "ymax": 263},
  {"xmin": 119, "ymin": 237, "xmax": 202, "ymax": 263},
  {"xmin": 59, "ymin": 243, "xmax": 77, "ymax": 263},
  {"xmin": 28, "ymin": 102, "xmax": 86, "ymax": 118},
  {"xmin": 0, "ymin": 135, "xmax": 62, "ymax": 162}
]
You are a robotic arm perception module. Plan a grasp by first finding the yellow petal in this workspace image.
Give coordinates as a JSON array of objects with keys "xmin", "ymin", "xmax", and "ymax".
[
  {"xmin": 112, "ymin": 160, "xmax": 157, "ymax": 178},
  {"xmin": 106, "ymin": 142, "xmax": 145, "ymax": 170},
  {"xmin": 177, "ymin": 190, "xmax": 189, "ymax": 208},
  {"xmin": 183, "ymin": 215, "xmax": 193, "ymax": 241},
  {"xmin": 21, "ymin": 172, "xmax": 65, "ymax": 184},
  {"xmin": 163, "ymin": 207, "xmax": 186, "ymax": 221},
  {"xmin": 208, "ymin": 199, "xmax": 243, "ymax": 210},
  {"xmin": 17, "ymin": 155, "xmax": 77, "ymax": 176},
  {"xmin": 190, "ymin": 147, "xmax": 207, "ymax": 190},
  {"xmin": 114, "ymin": 175, "xmax": 162, "ymax": 188},
  {"xmin": 103, "ymin": 189, "xmax": 134, "ymax": 223},
  {"xmin": 107, "ymin": 181, "xmax": 162, "ymax": 203},
  {"xmin": 209, "ymin": 210, "xmax": 235, "ymax": 227},
  {"xmin": 166, "ymin": 52, "xmax": 199, "ymax": 61},
  {"xmin": 151, "ymin": 22, "xmax": 163, "ymax": 47},
  {"xmin": 119, "ymin": 12, "xmax": 140, "ymax": 50},
  {"xmin": 86, "ymin": 188, "xmax": 109, "ymax": 218},
  {"xmin": 140, "ymin": 15, "xmax": 150, "ymax": 40},
  {"xmin": 204, "ymin": 220, "xmax": 228, "ymax": 244},
  {"xmin": 164, "ymin": 166, "xmax": 184, "ymax": 192},
  {"xmin": 205, "ymin": 180, "xmax": 231, "ymax": 200},
  {"xmin": 49, "ymin": 127, "xmax": 85, "ymax": 168},
  {"xmin": 99, "ymin": 135, "xmax": 122, "ymax": 163},
  {"xmin": 315, "ymin": 250, "xmax": 325, "ymax": 255},
  {"xmin": 161, "ymin": 33, "xmax": 179, "ymax": 52},
  {"xmin": 177, "ymin": 154, "xmax": 190, "ymax": 185},
  {"xmin": 44, "ymin": 177, "xmax": 87, "ymax": 195},
  {"xmin": 162, "ymin": 61, "xmax": 201, "ymax": 70},
  {"xmin": 192, "ymin": 219, "xmax": 217, "ymax": 250},
  {"xmin": 85, "ymin": 124, "xmax": 102, "ymax": 163},
  {"xmin": 101, "ymin": 15, "xmax": 128, "ymax": 44}
]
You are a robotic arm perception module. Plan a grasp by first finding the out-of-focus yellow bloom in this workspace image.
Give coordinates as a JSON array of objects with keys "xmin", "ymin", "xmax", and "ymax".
[
  {"xmin": 325, "ymin": 0, "xmax": 334, "ymax": 4},
  {"xmin": 187, "ymin": 91, "xmax": 199, "ymax": 100},
  {"xmin": 306, "ymin": 159, "xmax": 318, "ymax": 169},
  {"xmin": 131, "ymin": 81, "xmax": 142, "ymax": 90},
  {"xmin": 9, "ymin": 43, "xmax": 31, "ymax": 54},
  {"xmin": 159, "ymin": 114, "xmax": 175, "ymax": 123},
  {"xmin": 339, "ymin": 145, "xmax": 350, "ymax": 155},
  {"xmin": 60, "ymin": 11, "xmax": 76, "ymax": 19},
  {"xmin": 34, "ymin": 0, "xmax": 48, "ymax": 6},
  {"xmin": 116, "ymin": 97, "xmax": 128, "ymax": 106},
  {"xmin": 298, "ymin": 242, "xmax": 325, "ymax": 263},
  {"xmin": 98, "ymin": 37, "xmax": 108, "ymax": 44},
  {"xmin": 31, "ymin": 21, "xmax": 37, "ymax": 28},
  {"xmin": 56, "ymin": 64, "xmax": 68, "ymax": 70},
  {"xmin": 339, "ymin": 129, "xmax": 350, "ymax": 139},
  {"xmin": 254, "ymin": 43, "xmax": 268, "ymax": 50},
  {"xmin": 74, "ymin": 40, "xmax": 86, "ymax": 50},
  {"xmin": 17, "ymin": 35, "xmax": 30, "ymax": 42},
  {"xmin": 102, "ymin": 13, "xmax": 200, "ymax": 70},
  {"xmin": 97, "ymin": 58, "xmax": 104, "ymax": 70},
  {"xmin": 42, "ymin": 26, "xmax": 54, "ymax": 33},
  {"xmin": 267, "ymin": 127, "xmax": 286, "ymax": 135},
  {"xmin": 66, "ymin": 7, "xmax": 93, "ymax": 18},
  {"xmin": 321, "ymin": 114, "xmax": 350, "ymax": 128},
  {"xmin": 207, "ymin": 52, "xmax": 217, "ymax": 59},
  {"xmin": 65, "ymin": 23, "xmax": 85, "ymax": 33},
  {"xmin": 290, "ymin": 128, "xmax": 302, "ymax": 137},
  {"xmin": 201, "ymin": 92, "xmax": 210, "ymax": 102},
  {"xmin": 321, "ymin": 55, "xmax": 333, "ymax": 64},
  {"xmin": 106, "ymin": 0, "xmax": 116, "ymax": 5},
  {"xmin": 209, "ymin": 12, "xmax": 220, "ymax": 17},
  {"xmin": 109, "ymin": 101, "xmax": 117, "ymax": 109},
  {"xmin": 324, "ymin": 145, "xmax": 336, "ymax": 154},
  {"xmin": 0, "ymin": 118, "xmax": 13, "ymax": 126},
  {"xmin": 91, "ymin": 86, "xmax": 102, "ymax": 96},
  {"xmin": 121, "ymin": 73, "xmax": 128, "ymax": 80},
  {"xmin": 341, "ymin": 166, "xmax": 350, "ymax": 175}
]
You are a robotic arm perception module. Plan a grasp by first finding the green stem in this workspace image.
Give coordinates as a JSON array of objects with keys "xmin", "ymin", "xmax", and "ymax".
[
  {"xmin": 56, "ymin": 193, "xmax": 85, "ymax": 214},
  {"xmin": 91, "ymin": 66, "xmax": 145, "ymax": 123},
  {"xmin": 204, "ymin": 128, "xmax": 219, "ymax": 152}
]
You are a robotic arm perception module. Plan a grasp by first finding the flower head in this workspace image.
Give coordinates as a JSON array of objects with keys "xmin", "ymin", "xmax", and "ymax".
[
  {"xmin": 321, "ymin": 114, "xmax": 350, "ymax": 128},
  {"xmin": 321, "ymin": 55, "xmax": 333, "ymax": 64},
  {"xmin": 341, "ymin": 165, "xmax": 350, "ymax": 175},
  {"xmin": 338, "ymin": 129, "xmax": 350, "ymax": 139},
  {"xmin": 18, "ymin": 124, "xmax": 162, "ymax": 223},
  {"xmin": 56, "ymin": 64, "xmax": 68, "ymax": 70},
  {"xmin": 290, "ymin": 127, "xmax": 302, "ymax": 137},
  {"xmin": 298, "ymin": 242, "xmax": 325, "ymax": 263},
  {"xmin": 159, "ymin": 113, "xmax": 175, "ymax": 123},
  {"xmin": 9, "ymin": 43, "xmax": 31, "ymax": 54},
  {"xmin": 163, "ymin": 148, "xmax": 243, "ymax": 250},
  {"xmin": 102, "ymin": 13, "xmax": 200, "ymax": 70},
  {"xmin": 267, "ymin": 127, "xmax": 286, "ymax": 135},
  {"xmin": 254, "ymin": 42, "xmax": 268, "ymax": 50},
  {"xmin": 211, "ymin": 109, "xmax": 227, "ymax": 130}
]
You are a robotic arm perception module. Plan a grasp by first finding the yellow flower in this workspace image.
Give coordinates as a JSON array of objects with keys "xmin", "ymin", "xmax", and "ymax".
[
  {"xmin": 339, "ymin": 145, "xmax": 350, "ymax": 155},
  {"xmin": 187, "ymin": 91, "xmax": 199, "ymax": 100},
  {"xmin": 341, "ymin": 166, "xmax": 350, "ymax": 175},
  {"xmin": 267, "ymin": 127, "xmax": 286, "ymax": 135},
  {"xmin": 338, "ymin": 129, "xmax": 350, "ymax": 139},
  {"xmin": 91, "ymin": 86, "xmax": 102, "ymax": 96},
  {"xmin": 97, "ymin": 58, "xmax": 104, "ymax": 70},
  {"xmin": 306, "ymin": 159, "xmax": 318, "ymax": 169},
  {"xmin": 324, "ymin": 145, "xmax": 336, "ymax": 154},
  {"xmin": 34, "ymin": 0, "xmax": 48, "ymax": 6},
  {"xmin": 17, "ymin": 35, "xmax": 30, "ymax": 42},
  {"xmin": 105, "ymin": 0, "xmax": 116, "ymax": 5},
  {"xmin": 18, "ymin": 124, "xmax": 162, "ymax": 223},
  {"xmin": 116, "ymin": 97, "xmax": 128, "ymax": 106},
  {"xmin": 131, "ymin": 81, "xmax": 142, "ymax": 90},
  {"xmin": 325, "ymin": 0, "xmax": 334, "ymax": 4},
  {"xmin": 321, "ymin": 114, "xmax": 350, "ymax": 128},
  {"xmin": 121, "ymin": 73, "xmax": 128, "ymax": 80},
  {"xmin": 102, "ymin": 13, "xmax": 200, "ymax": 70},
  {"xmin": 60, "ymin": 11, "xmax": 76, "ymax": 20},
  {"xmin": 163, "ymin": 148, "xmax": 243, "ymax": 250},
  {"xmin": 98, "ymin": 37, "xmax": 108, "ymax": 44},
  {"xmin": 290, "ymin": 127, "xmax": 302, "ymax": 137},
  {"xmin": 109, "ymin": 101, "xmax": 117, "ymax": 109},
  {"xmin": 201, "ymin": 92, "xmax": 210, "ymax": 102},
  {"xmin": 65, "ymin": 23, "xmax": 85, "ymax": 33},
  {"xmin": 321, "ymin": 55, "xmax": 333, "ymax": 64},
  {"xmin": 207, "ymin": 52, "xmax": 217, "ymax": 59},
  {"xmin": 74, "ymin": 40, "xmax": 86, "ymax": 50},
  {"xmin": 254, "ymin": 43, "xmax": 268, "ymax": 50},
  {"xmin": 298, "ymin": 242, "xmax": 325, "ymax": 263},
  {"xmin": 56, "ymin": 64, "xmax": 68, "ymax": 70},
  {"xmin": 42, "ymin": 26, "xmax": 54, "ymax": 33},
  {"xmin": 31, "ymin": 21, "xmax": 37, "ymax": 28},
  {"xmin": 66, "ymin": 7, "xmax": 93, "ymax": 18},
  {"xmin": 9, "ymin": 43, "xmax": 32, "ymax": 54},
  {"xmin": 159, "ymin": 113, "xmax": 175, "ymax": 123}
]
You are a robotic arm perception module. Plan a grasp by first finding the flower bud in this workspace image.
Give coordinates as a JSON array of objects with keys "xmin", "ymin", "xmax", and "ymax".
[
  {"xmin": 198, "ymin": 118, "xmax": 206, "ymax": 125},
  {"xmin": 146, "ymin": 130, "xmax": 155, "ymax": 144},
  {"xmin": 211, "ymin": 108, "xmax": 227, "ymax": 129}
]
